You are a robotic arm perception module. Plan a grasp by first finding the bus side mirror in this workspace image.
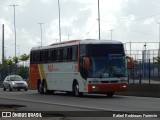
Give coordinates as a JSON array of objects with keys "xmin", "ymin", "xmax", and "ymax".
[
  {"xmin": 84, "ymin": 57, "xmax": 90, "ymax": 71},
  {"xmin": 126, "ymin": 56, "xmax": 134, "ymax": 69}
]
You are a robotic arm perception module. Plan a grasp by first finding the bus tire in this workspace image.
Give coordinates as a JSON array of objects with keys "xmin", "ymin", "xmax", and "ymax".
[
  {"xmin": 42, "ymin": 80, "xmax": 49, "ymax": 95},
  {"xmin": 73, "ymin": 82, "xmax": 83, "ymax": 97},
  {"xmin": 37, "ymin": 79, "xmax": 42, "ymax": 93},
  {"xmin": 106, "ymin": 92, "xmax": 114, "ymax": 97}
]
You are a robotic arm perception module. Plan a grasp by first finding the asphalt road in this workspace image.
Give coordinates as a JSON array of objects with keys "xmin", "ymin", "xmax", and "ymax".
[{"xmin": 0, "ymin": 89, "xmax": 159, "ymax": 119}]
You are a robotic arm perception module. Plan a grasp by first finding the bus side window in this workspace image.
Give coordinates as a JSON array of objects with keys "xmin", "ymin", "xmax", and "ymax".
[
  {"xmin": 59, "ymin": 48, "xmax": 63, "ymax": 61},
  {"xmin": 67, "ymin": 47, "xmax": 72, "ymax": 60},
  {"xmin": 30, "ymin": 52, "xmax": 33, "ymax": 64},
  {"xmin": 40, "ymin": 51, "xmax": 43, "ymax": 63},
  {"xmin": 51, "ymin": 49, "xmax": 54, "ymax": 62},
  {"xmin": 36, "ymin": 51, "xmax": 40, "ymax": 63},
  {"xmin": 72, "ymin": 46, "xmax": 78, "ymax": 61},
  {"xmin": 63, "ymin": 47, "xmax": 67, "ymax": 61},
  {"xmin": 48, "ymin": 50, "xmax": 51, "ymax": 62}
]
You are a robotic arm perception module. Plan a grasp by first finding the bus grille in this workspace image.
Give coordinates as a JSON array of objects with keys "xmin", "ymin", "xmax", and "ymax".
[{"xmin": 100, "ymin": 81, "xmax": 118, "ymax": 83}]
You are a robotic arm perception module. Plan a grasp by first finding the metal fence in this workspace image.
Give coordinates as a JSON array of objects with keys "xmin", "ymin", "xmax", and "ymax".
[
  {"xmin": 0, "ymin": 65, "xmax": 29, "ymax": 81},
  {"xmin": 125, "ymin": 42, "xmax": 160, "ymax": 84}
]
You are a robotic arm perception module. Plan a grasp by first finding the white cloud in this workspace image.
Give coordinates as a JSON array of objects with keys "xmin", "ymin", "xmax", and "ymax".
[
  {"xmin": 1, "ymin": 0, "xmax": 160, "ymax": 59},
  {"xmin": 0, "ymin": 18, "xmax": 14, "ymax": 40},
  {"xmin": 143, "ymin": 18, "xmax": 155, "ymax": 25}
]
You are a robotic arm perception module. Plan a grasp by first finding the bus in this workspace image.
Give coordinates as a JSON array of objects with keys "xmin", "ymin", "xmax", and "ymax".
[{"xmin": 30, "ymin": 39, "xmax": 131, "ymax": 97}]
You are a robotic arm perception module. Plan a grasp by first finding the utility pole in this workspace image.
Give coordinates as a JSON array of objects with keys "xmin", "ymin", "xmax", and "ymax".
[
  {"xmin": 68, "ymin": 34, "xmax": 70, "ymax": 41},
  {"xmin": 38, "ymin": 23, "xmax": 44, "ymax": 46},
  {"xmin": 2, "ymin": 24, "xmax": 4, "ymax": 80},
  {"xmin": 109, "ymin": 30, "xmax": 113, "ymax": 40},
  {"xmin": 157, "ymin": 22, "xmax": 160, "ymax": 77},
  {"xmin": 58, "ymin": 0, "xmax": 61, "ymax": 42},
  {"xmin": 98, "ymin": 0, "xmax": 101, "ymax": 40},
  {"xmin": 2, "ymin": 24, "xmax": 4, "ymax": 66},
  {"xmin": 9, "ymin": 5, "xmax": 19, "ymax": 58},
  {"xmin": 157, "ymin": 22, "xmax": 160, "ymax": 57},
  {"xmin": 10, "ymin": 4, "xmax": 19, "ymax": 75}
]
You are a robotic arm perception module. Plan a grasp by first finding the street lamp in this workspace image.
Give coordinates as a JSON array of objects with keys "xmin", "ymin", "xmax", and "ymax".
[
  {"xmin": 109, "ymin": 30, "xmax": 113, "ymax": 40},
  {"xmin": 9, "ymin": 5, "xmax": 19, "ymax": 58},
  {"xmin": 98, "ymin": 0, "xmax": 100, "ymax": 40},
  {"xmin": 58, "ymin": 0, "xmax": 61, "ymax": 42},
  {"xmin": 38, "ymin": 23, "xmax": 44, "ymax": 46},
  {"xmin": 157, "ymin": 22, "xmax": 160, "ymax": 57}
]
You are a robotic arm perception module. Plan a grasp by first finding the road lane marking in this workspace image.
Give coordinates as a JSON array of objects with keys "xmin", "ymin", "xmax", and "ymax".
[{"xmin": 0, "ymin": 96, "xmax": 121, "ymax": 111}]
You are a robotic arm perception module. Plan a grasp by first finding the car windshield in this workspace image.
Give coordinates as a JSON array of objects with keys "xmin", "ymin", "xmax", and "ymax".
[
  {"xmin": 88, "ymin": 55, "xmax": 126, "ymax": 78},
  {"xmin": 10, "ymin": 76, "xmax": 23, "ymax": 81}
]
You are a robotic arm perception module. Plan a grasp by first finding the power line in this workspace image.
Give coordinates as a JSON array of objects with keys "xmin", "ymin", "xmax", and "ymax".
[
  {"xmin": 82, "ymin": 21, "xmax": 97, "ymax": 39},
  {"xmin": 100, "ymin": 13, "xmax": 160, "ymax": 23}
]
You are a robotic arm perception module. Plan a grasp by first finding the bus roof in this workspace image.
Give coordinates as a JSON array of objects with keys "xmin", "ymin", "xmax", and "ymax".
[{"xmin": 31, "ymin": 39, "xmax": 123, "ymax": 51}]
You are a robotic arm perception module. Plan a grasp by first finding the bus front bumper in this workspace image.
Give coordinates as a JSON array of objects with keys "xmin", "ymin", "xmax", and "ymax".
[{"xmin": 88, "ymin": 83, "xmax": 128, "ymax": 93}]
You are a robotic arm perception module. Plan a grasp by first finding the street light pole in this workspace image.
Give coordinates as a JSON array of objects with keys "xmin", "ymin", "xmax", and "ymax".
[
  {"xmin": 157, "ymin": 22, "xmax": 160, "ymax": 57},
  {"xmin": 109, "ymin": 30, "xmax": 113, "ymax": 40},
  {"xmin": 58, "ymin": 0, "xmax": 61, "ymax": 42},
  {"xmin": 38, "ymin": 23, "xmax": 44, "ymax": 46},
  {"xmin": 98, "ymin": 0, "xmax": 100, "ymax": 40},
  {"xmin": 9, "ymin": 5, "xmax": 19, "ymax": 58}
]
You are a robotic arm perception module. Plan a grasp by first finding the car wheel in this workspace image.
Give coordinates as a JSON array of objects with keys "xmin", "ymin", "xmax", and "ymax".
[
  {"xmin": 24, "ymin": 89, "xmax": 28, "ymax": 91},
  {"xmin": 18, "ymin": 89, "xmax": 20, "ymax": 91},
  {"xmin": 9, "ymin": 85, "xmax": 12, "ymax": 91},
  {"xmin": 3, "ymin": 86, "xmax": 6, "ymax": 91}
]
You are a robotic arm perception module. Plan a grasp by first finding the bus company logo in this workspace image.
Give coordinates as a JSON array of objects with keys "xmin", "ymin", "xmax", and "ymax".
[
  {"xmin": 2, "ymin": 112, "xmax": 11, "ymax": 117},
  {"xmin": 48, "ymin": 65, "xmax": 59, "ymax": 72},
  {"xmin": 48, "ymin": 64, "xmax": 54, "ymax": 72}
]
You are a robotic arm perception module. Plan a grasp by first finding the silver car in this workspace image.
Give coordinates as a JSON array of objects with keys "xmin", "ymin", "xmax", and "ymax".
[{"xmin": 3, "ymin": 75, "xmax": 28, "ymax": 91}]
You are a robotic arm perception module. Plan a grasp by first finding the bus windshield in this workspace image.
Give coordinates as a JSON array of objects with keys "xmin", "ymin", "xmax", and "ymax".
[
  {"xmin": 86, "ymin": 44, "xmax": 126, "ymax": 78},
  {"xmin": 88, "ymin": 56, "xmax": 126, "ymax": 78}
]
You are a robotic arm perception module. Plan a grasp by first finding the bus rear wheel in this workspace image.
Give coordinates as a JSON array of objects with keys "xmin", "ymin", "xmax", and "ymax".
[
  {"xmin": 37, "ymin": 80, "xmax": 42, "ymax": 94},
  {"xmin": 106, "ymin": 92, "xmax": 114, "ymax": 97},
  {"xmin": 42, "ymin": 80, "xmax": 52, "ymax": 95},
  {"xmin": 42, "ymin": 80, "xmax": 47, "ymax": 94}
]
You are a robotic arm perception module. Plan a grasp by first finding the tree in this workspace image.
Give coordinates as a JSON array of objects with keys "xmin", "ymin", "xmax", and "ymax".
[
  {"xmin": 3, "ymin": 58, "xmax": 13, "ymax": 75},
  {"xmin": 12, "ymin": 56, "xmax": 19, "ymax": 64},
  {"xmin": 19, "ymin": 54, "xmax": 30, "ymax": 67}
]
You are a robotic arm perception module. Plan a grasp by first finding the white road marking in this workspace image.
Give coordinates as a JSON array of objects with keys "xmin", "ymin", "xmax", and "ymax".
[{"xmin": 0, "ymin": 96, "xmax": 121, "ymax": 111}]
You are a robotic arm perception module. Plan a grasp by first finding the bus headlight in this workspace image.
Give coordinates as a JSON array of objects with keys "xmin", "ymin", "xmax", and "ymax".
[
  {"xmin": 121, "ymin": 85, "xmax": 127, "ymax": 88},
  {"xmin": 92, "ymin": 86, "xmax": 96, "ymax": 89}
]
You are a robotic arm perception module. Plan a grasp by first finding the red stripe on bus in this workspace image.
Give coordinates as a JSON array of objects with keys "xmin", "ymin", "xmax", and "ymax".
[
  {"xmin": 88, "ymin": 83, "xmax": 128, "ymax": 93},
  {"xmin": 29, "ymin": 64, "xmax": 40, "ymax": 89}
]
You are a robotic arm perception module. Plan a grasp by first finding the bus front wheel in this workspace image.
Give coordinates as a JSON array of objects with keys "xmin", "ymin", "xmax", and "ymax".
[{"xmin": 73, "ymin": 82, "xmax": 83, "ymax": 97}]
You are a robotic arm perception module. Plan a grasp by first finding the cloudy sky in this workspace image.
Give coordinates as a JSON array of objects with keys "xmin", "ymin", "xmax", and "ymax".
[{"xmin": 0, "ymin": 0, "xmax": 160, "ymax": 60}]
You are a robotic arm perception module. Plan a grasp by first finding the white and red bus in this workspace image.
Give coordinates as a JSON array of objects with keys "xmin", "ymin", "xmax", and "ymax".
[{"xmin": 30, "ymin": 39, "xmax": 130, "ymax": 97}]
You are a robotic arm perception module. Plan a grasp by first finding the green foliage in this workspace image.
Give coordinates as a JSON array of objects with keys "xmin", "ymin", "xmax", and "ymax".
[
  {"xmin": 19, "ymin": 54, "xmax": 30, "ymax": 62},
  {"xmin": 1, "ymin": 53, "xmax": 30, "ymax": 79},
  {"xmin": 19, "ymin": 54, "xmax": 30, "ymax": 66},
  {"xmin": 4, "ymin": 59, "xmax": 13, "ymax": 66},
  {"xmin": 12, "ymin": 56, "xmax": 19, "ymax": 64},
  {"xmin": 16, "ymin": 65, "xmax": 29, "ymax": 79}
]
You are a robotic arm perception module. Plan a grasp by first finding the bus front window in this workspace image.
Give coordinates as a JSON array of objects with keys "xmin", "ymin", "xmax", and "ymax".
[{"xmin": 88, "ymin": 56, "xmax": 126, "ymax": 78}]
